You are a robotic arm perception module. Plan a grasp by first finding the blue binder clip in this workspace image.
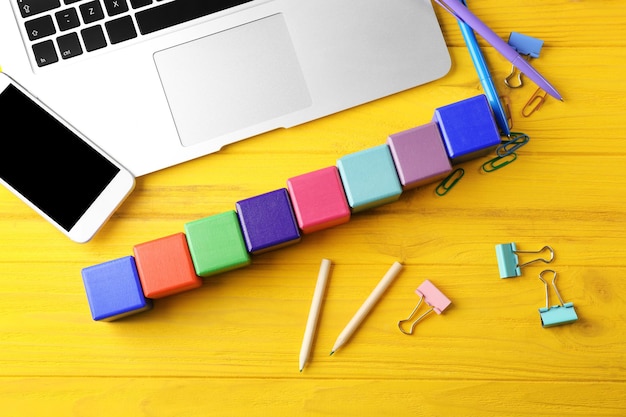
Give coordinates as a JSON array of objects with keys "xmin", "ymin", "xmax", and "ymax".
[
  {"xmin": 495, "ymin": 243, "xmax": 554, "ymax": 278},
  {"xmin": 508, "ymin": 32, "xmax": 544, "ymax": 58},
  {"xmin": 537, "ymin": 269, "xmax": 578, "ymax": 328},
  {"xmin": 504, "ymin": 32, "xmax": 544, "ymax": 88}
]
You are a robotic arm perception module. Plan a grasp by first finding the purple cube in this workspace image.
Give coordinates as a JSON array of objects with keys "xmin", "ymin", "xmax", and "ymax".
[
  {"xmin": 387, "ymin": 122, "xmax": 452, "ymax": 190},
  {"xmin": 236, "ymin": 188, "xmax": 301, "ymax": 254}
]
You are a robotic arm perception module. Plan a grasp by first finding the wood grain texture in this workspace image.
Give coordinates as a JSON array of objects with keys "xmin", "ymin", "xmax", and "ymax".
[{"xmin": 1, "ymin": 1, "xmax": 625, "ymax": 415}]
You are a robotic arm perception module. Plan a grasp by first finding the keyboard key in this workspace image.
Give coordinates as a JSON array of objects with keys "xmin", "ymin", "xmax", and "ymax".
[
  {"xmin": 81, "ymin": 25, "xmax": 108, "ymax": 52},
  {"xmin": 135, "ymin": 0, "xmax": 253, "ymax": 35},
  {"xmin": 105, "ymin": 15, "xmax": 137, "ymax": 44},
  {"xmin": 24, "ymin": 15, "xmax": 56, "ymax": 41},
  {"xmin": 16, "ymin": 0, "xmax": 61, "ymax": 19},
  {"xmin": 103, "ymin": 0, "xmax": 129, "ymax": 17},
  {"xmin": 130, "ymin": 0, "xmax": 152, "ymax": 8},
  {"xmin": 57, "ymin": 32, "xmax": 83, "ymax": 59},
  {"xmin": 32, "ymin": 39, "xmax": 58, "ymax": 67},
  {"xmin": 64, "ymin": 0, "xmax": 81, "ymax": 4},
  {"xmin": 80, "ymin": 1, "xmax": 105, "ymax": 24},
  {"xmin": 55, "ymin": 8, "xmax": 80, "ymax": 31}
]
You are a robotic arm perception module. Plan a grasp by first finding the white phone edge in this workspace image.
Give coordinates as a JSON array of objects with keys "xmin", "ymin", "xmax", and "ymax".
[{"xmin": 0, "ymin": 72, "xmax": 135, "ymax": 243}]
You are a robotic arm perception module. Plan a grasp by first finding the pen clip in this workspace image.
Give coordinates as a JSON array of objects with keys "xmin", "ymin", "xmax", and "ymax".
[
  {"xmin": 500, "ymin": 95, "xmax": 513, "ymax": 132},
  {"xmin": 433, "ymin": 0, "xmax": 464, "ymax": 22}
]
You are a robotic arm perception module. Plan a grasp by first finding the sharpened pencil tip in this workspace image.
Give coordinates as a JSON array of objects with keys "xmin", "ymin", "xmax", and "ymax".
[{"xmin": 330, "ymin": 351, "xmax": 335, "ymax": 356}]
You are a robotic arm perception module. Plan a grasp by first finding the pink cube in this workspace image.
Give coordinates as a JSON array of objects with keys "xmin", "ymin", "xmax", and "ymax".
[{"xmin": 287, "ymin": 166, "xmax": 351, "ymax": 234}]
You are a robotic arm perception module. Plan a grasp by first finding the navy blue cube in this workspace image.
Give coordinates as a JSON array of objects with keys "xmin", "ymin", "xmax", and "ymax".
[
  {"xmin": 82, "ymin": 256, "xmax": 153, "ymax": 321},
  {"xmin": 433, "ymin": 95, "xmax": 501, "ymax": 163},
  {"xmin": 236, "ymin": 188, "xmax": 301, "ymax": 254}
]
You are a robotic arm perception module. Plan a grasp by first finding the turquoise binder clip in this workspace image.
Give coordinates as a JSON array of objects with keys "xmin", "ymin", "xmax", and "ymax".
[
  {"xmin": 495, "ymin": 243, "xmax": 554, "ymax": 278},
  {"xmin": 537, "ymin": 270, "xmax": 578, "ymax": 328}
]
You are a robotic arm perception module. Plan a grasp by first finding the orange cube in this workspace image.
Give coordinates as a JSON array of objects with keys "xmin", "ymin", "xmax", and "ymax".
[{"xmin": 133, "ymin": 232, "xmax": 202, "ymax": 298}]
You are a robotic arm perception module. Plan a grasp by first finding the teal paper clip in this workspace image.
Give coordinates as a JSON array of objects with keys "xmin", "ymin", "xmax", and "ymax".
[
  {"xmin": 495, "ymin": 243, "xmax": 555, "ymax": 278},
  {"xmin": 496, "ymin": 132, "xmax": 530, "ymax": 157},
  {"xmin": 538, "ymin": 270, "xmax": 578, "ymax": 328}
]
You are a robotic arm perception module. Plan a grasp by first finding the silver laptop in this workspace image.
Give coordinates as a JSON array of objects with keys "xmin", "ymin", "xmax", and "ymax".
[{"xmin": 1, "ymin": 0, "xmax": 450, "ymax": 176}]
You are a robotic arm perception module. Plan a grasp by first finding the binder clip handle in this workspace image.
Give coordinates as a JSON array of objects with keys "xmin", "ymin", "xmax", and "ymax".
[
  {"xmin": 495, "ymin": 243, "xmax": 555, "ymax": 278},
  {"xmin": 518, "ymin": 245, "xmax": 555, "ymax": 269},
  {"xmin": 398, "ymin": 280, "xmax": 451, "ymax": 335},
  {"xmin": 537, "ymin": 269, "xmax": 578, "ymax": 327}
]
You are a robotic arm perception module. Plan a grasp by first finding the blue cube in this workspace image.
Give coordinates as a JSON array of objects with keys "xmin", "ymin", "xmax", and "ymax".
[
  {"xmin": 337, "ymin": 144, "xmax": 402, "ymax": 212},
  {"xmin": 236, "ymin": 188, "xmax": 301, "ymax": 254},
  {"xmin": 433, "ymin": 95, "xmax": 501, "ymax": 163},
  {"xmin": 82, "ymin": 256, "xmax": 153, "ymax": 321}
]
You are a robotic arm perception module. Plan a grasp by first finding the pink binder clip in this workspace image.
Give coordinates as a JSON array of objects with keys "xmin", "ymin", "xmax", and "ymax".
[{"xmin": 398, "ymin": 280, "xmax": 452, "ymax": 335}]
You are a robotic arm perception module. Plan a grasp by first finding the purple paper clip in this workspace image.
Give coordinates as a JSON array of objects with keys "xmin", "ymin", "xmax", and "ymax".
[{"xmin": 398, "ymin": 280, "xmax": 452, "ymax": 335}]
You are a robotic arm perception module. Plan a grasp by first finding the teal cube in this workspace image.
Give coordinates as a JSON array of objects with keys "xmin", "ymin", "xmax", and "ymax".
[
  {"xmin": 184, "ymin": 211, "xmax": 251, "ymax": 277},
  {"xmin": 337, "ymin": 145, "xmax": 402, "ymax": 212}
]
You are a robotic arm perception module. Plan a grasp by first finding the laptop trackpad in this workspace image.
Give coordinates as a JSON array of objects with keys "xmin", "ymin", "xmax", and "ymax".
[{"xmin": 154, "ymin": 13, "xmax": 312, "ymax": 147}]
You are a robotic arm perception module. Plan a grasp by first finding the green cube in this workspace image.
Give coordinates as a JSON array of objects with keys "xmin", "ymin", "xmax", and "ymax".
[{"xmin": 184, "ymin": 211, "xmax": 251, "ymax": 277}]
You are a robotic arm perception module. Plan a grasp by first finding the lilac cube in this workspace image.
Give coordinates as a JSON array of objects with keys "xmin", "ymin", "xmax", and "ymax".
[
  {"xmin": 387, "ymin": 122, "xmax": 452, "ymax": 190},
  {"xmin": 236, "ymin": 188, "xmax": 301, "ymax": 254}
]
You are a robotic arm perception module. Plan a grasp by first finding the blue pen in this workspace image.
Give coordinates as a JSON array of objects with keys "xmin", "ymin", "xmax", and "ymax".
[{"xmin": 457, "ymin": 0, "xmax": 510, "ymax": 137}]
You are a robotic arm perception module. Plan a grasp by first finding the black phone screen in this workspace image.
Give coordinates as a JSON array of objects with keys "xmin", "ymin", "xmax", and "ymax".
[{"xmin": 0, "ymin": 84, "xmax": 120, "ymax": 231}]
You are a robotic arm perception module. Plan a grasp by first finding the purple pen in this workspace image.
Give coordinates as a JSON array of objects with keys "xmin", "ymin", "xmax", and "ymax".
[{"xmin": 434, "ymin": 0, "xmax": 563, "ymax": 100}]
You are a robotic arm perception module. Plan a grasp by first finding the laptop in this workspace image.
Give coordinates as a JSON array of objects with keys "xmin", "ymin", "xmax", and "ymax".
[{"xmin": 1, "ymin": 0, "xmax": 451, "ymax": 176}]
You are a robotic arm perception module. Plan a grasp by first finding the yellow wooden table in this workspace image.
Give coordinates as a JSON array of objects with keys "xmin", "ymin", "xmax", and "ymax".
[{"xmin": 1, "ymin": 1, "xmax": 625, "ymax": 415}]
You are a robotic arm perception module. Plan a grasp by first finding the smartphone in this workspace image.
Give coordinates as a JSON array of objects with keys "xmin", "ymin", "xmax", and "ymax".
[{"xmin": 0, "ymin": 72, "xmax": 135, "ymax": 243}]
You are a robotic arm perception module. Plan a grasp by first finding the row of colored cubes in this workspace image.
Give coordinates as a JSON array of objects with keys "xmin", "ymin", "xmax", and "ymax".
[{"xmin": 82, "ymin": 95, "xmax": 501, "ymax": 321}]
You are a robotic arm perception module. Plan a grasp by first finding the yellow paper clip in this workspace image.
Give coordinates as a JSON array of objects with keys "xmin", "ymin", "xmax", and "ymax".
[
  {"xmin": 522, "ymin": 88, "xmax": 548, "ymax": 117},
  {"xmin": 435, "ymin": 168, "xmax": 464, "ymax": 196}
]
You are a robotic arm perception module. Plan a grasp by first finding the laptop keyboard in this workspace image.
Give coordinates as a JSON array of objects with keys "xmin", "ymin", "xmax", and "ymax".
[{"xmin": 15, "ymin": 0, "xmax": 254, "ymax": 68}]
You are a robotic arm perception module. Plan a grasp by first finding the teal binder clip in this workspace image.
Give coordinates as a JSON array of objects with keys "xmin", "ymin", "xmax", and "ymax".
[
  {"xmin": 537, "ymin": 270, "xmax": 578, "ymax": 328},
  {"xmin": 495, "ymin": 243, "xmax": 554, "ymax": 278}
]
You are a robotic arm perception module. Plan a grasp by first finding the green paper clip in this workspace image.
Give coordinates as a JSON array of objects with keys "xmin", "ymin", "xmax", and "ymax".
[
  {"xmin": 482, "ymin": 152, "xmax": 517, "ymax": 173},
  {"xmin": 435, "ymin": 168, "xmax": 464, "ymax": 196}
]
